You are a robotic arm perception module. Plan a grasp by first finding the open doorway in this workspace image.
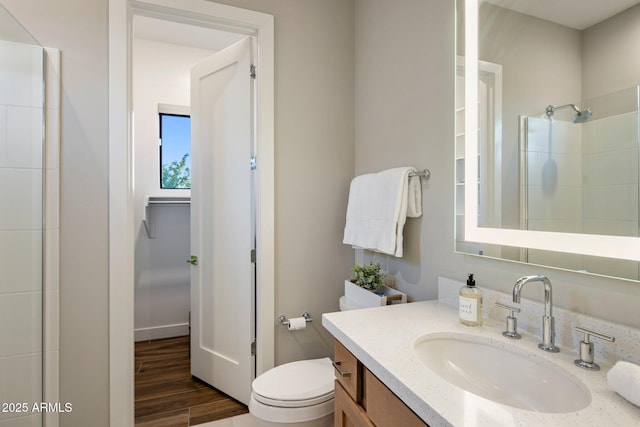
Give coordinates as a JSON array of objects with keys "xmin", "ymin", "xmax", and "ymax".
[
  {"xmin": 132, "ymin": 15, "xmax": 250, "ymax": 425},
  {"xmin": 108, "ymin": 2, "xmax": 275, "ymax": 424}
]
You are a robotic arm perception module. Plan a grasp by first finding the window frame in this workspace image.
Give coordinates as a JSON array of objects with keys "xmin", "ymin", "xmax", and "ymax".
[{"xmin": 158, "ymin": 104, "xmax": 191, "ymax": 190}]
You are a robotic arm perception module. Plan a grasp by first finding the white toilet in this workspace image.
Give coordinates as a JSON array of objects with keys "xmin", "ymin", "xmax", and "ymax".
[
  {"xmin": 249, "ymin": 357, "xmax": 334, "ymax": 426},
  {"xmin": 249, "ymin": 298, "xmax": 360, "ymax": 426}
]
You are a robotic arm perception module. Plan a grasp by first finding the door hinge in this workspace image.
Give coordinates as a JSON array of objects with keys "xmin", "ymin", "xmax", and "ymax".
[
  {"xmin": 251, "ymin": 341, "xmax": 256, "ymax": 356},
  {"xmin": 250, "ymin": 156, "xmax": 257, "ymax": 171},
  {"xmin": 251, "ymin": 249, "xmax": 256, "ymax": 263},
  {"xmin": 250, "ymin": 64, "xmax": 256, "ymax": 79}
]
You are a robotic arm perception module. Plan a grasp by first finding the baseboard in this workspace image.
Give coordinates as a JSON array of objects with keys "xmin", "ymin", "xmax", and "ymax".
[{"xmin": 134, "ymin": 323, "xmax": 189, "ymax": 342}]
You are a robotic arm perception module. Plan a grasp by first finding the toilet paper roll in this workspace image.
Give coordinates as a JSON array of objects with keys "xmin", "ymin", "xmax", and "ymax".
[{"xmin": 287, "ymin": 316, "xmax": 307, "ymax": 331}]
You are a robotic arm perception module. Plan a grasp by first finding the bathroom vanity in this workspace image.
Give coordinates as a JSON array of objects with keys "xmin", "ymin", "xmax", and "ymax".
[
  {"xmin": 323, "ymin": 286, "xmax": 640, "ymax": 427},
  {"xmin": 333, "ymin": 339, "xmax": 427, "ymax": 427}
]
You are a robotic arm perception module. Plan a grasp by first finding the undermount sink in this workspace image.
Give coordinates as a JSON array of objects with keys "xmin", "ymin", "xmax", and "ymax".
[{"xmin": 414, "ymin": 333, "xmax": 591, "ymax": 413}]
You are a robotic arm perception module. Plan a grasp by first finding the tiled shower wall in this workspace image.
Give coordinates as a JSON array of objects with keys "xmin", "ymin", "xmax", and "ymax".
[
  {"xmin": 581, "ymin": 111, "xmax": 639, "ymax": 278},
  {"xmin": 525, "ymin": 105, "xmax": 640, "ymax": 280},
  {"xmin": 0, "ymin": 40, "xmax": 44, "ymax": 427},
  {"xmin": 0, "ymin": 42, "xmax": 60, "ymax": 427},
  {"xmin": 526, "ymin": 117, "xmax": 585, "ymax": 270}
]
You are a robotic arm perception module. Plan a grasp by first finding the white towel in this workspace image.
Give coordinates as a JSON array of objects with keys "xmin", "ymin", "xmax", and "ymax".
[
  {"xmin": 343, "ymin": 167, "xmax": 422, "ymax": 257},
  {"xmin": 607, "ymin": 361, "xmax": 640, "ymax": 407},
  {"xmin": 407, "ymin": 172, "xmax": 422, "ymax": 218}
]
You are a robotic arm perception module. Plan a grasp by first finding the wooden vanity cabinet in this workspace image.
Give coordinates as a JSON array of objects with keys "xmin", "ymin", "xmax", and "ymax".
[{"xmin": 333, "ymin": 340, "xmax": 428, "ymax": 427}]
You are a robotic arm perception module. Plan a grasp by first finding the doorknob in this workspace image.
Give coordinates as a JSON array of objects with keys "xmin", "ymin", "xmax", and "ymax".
[{"xmin": 186, "ymin": 255, "xmax": 198, "ymax": 266}]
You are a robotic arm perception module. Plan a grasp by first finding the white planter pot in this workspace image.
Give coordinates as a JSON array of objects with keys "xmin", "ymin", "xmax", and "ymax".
[{"xmin": 344, "ymin": 280, "xmax": 407, "ymax": 308}]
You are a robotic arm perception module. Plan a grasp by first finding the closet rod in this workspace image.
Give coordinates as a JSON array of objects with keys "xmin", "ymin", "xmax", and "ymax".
[{"xmin": 147, "ymin": 200, "xmax": 190, "ymax": 205}]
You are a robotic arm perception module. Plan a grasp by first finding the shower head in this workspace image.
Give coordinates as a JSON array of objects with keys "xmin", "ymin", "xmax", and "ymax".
[
  {"xmin": 545, "ymin": 104, "xmax": 592, "ymax": 123},
  {"xmin": 572, "ymin": 108, "xmax": 592, "ymax": 123}
]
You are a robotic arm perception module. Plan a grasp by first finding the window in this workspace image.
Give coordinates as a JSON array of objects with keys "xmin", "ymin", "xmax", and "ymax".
[{"xmin": 159, "ymin": 113, "xmax": 191, "ymax": 189}]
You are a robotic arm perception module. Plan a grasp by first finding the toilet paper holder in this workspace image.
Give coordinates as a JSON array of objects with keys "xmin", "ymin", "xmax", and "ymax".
[{"xmin": 278, "ymin": 312, "xmax": 313, "ymax": 326}]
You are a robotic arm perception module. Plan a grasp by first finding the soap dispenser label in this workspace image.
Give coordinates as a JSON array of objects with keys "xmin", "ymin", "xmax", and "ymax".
[{"xmin": 459, "ymin": 296, "xmax": 478, "ymax": 322}]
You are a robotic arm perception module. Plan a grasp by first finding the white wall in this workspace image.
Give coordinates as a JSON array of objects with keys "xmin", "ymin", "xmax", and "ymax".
[
  {"xmin": 132, "ymin": 37, "xmax": 214, "ymax": 341},
  {"xmin": 0, "ymin": 5, "xmax": 37, "ymax": 44},
  {"xmin": 355, "ymin": 0, "xmax": 456, "ymax": 300},
  {"xmin": 582, "ymin": 3, "xmax": 640, "ymax": 100}
]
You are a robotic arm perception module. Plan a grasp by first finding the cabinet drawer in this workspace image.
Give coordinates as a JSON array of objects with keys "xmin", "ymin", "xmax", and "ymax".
[
  {"xmin": 334, "ymin": 380, "xmax": 374, "ymax": 427},
  {"xmin": 333, "ymin": 340, "xmax": 360, "ymax": 401},
  {"xmin": 365, "ymin": 369, "xmax": 428, "ymax": 427}
]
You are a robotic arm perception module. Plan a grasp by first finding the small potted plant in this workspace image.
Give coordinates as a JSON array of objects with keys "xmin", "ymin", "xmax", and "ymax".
[
  {"xmin": 352, "ymin": 262, "xmax": 385, "ymax": 290},
  {"xmin": 344, "ymin": 262, "xmax": 407, "ymax": 307}
]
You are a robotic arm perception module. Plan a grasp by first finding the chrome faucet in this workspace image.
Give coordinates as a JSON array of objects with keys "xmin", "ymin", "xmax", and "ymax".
[{"xmin": 512, "ymin": 275, "xmax": 560, "ymax": 353}]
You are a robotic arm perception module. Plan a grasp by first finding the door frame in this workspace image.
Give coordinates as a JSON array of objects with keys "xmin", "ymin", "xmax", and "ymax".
[{"xmin": 108, "ymin": 1, "xmax": 275, "ymax": 425}]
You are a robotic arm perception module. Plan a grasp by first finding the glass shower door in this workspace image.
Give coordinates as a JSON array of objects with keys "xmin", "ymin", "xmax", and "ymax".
[{"xmin": 0, "ymin": 38, "xmax": 44, "ymax": 426}]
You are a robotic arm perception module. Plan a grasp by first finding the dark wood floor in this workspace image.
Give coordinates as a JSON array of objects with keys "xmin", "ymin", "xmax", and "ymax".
[{"xmin": 135, "ymin": 336, "xmax": 249, "ymax": 426}]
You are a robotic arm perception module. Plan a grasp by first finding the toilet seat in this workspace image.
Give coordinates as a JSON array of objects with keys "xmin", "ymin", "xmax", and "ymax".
[
  {"xmin": 252, "ymin": 357, "xmax": 334, "ymax": 407},
  {"xmin": 253, "ymin": 389, "xmax": 334, "ymax": 408}
]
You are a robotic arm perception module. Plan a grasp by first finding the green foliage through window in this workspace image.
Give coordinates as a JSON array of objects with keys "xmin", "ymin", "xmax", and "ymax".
[{"xmin": 162, "ymin": 153, "xmax": 191, "ymax": 189}]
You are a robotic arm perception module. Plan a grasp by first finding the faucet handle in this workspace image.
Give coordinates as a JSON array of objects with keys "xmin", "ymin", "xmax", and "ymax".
[
  {"xmin": 573, "ymin": 326, "xmax": 615, "ymax": 371},
  {"xmin": 495, "ymin": 302, "xmax": 521, "ymax": 339}
]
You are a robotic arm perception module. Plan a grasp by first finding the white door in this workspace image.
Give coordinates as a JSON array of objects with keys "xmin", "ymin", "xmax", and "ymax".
[{"xmin": 190, "ymin": 37, "xmax": 255, "ymax": 405}]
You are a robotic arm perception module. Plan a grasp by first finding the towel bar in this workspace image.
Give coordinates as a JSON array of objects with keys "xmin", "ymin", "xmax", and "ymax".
[{"xmin": 409, "ymin": 169, "xmax": 430, "ymax": 179}]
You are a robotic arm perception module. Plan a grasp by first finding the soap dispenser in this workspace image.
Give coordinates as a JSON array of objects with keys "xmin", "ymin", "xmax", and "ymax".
[{"xmin": 459, "ymin": 273, "xmax": 483, "ymax": 326}]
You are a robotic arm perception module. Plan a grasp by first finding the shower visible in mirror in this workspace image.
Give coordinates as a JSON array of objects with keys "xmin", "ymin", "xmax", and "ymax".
[{"xmin": 456, "ymin": 0, "xmax": 640, "ymax": 281}]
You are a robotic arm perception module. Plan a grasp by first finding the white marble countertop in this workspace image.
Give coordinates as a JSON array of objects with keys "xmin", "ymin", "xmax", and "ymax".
[{"xmin": 322, "ymin": 300, "xmax": 640, "ymax": 427}]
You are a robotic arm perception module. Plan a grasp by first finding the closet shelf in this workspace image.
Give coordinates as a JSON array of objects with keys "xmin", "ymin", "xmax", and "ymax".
[{"xmin": 143, "ymin": 195, "xmax": 191, "ymax": 238}]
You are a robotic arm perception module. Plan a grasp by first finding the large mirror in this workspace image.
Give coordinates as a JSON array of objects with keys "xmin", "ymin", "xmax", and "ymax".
[{"xmin": 456, "ymin": 0, "xmax": 640, "ymax": 281}]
